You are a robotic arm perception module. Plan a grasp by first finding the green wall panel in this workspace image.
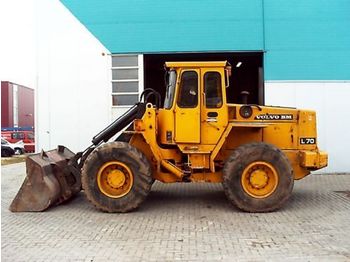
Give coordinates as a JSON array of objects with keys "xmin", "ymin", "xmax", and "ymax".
[
  {"xmin": 61, "ymin": 0, "xmax": 350, "ymax": 80},
  {"xmin": 264, "ymin": 0, "xmax": 350, "ymax": 80},
  {"xmin": 61, "ymin": 0, "xmax": 264, "ymax": 52}
]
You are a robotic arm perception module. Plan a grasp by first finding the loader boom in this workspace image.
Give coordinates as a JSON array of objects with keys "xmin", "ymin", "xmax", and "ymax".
[{"xmin": 9, "ymin": 89, "xmax": 157, "ymax": 212}]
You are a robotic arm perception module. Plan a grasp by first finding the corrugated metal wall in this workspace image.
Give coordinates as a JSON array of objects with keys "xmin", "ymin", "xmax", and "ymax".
[
  {"xmin": 1, "ymin": 82, "xmax": 14, "ymax": 128},
  {"xmin": 60, "ymin": 0, "xmax": 264, "ymax": 52},
  {"xmin": 264, "ymin": 0, "xmax": 350, "ymax": 80},
  {"xmin": 60, "ymin": 0, "xmax": 350, "ymax": 80},
  {"xmin": 18, "ymin": 86, "xmax": 35, "ymax": 128},
  {"xmin": 1, "ymin": 81, "xmax": 34, "ymax": 129}
]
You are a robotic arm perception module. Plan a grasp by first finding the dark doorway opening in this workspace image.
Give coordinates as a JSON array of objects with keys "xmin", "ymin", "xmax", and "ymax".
[{"xmin": 144, "ymin": 52, "xmax": 264, "ymax": 106}]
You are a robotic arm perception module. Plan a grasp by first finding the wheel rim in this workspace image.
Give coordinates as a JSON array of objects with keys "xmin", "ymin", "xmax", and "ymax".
[
  {"xmin": 97, "ymin": 161, "xmax": 133, "ymax": 198},
  {"xmin": 241, "ymin": 161, "xmax": 279, "ymax": 199}
]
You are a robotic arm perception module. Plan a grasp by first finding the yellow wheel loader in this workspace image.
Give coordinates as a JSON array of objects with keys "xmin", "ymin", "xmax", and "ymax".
[{"xmin": 10, "ymin": 61, "xmax": 328, "ymax": 213}]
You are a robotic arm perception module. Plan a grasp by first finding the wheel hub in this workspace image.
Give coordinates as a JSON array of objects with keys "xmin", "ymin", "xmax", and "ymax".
[
  {"xmin": 97, "ymin": 161, "xmax": 134, "ymax": 198},
  {"xmin": 249, "ymin": 169, "xmax": 268, "ymax": 189},
  {"xmin": 107, "ymin": 169, "xmax": 126, "ymax": 189},
  {"xmin": 241, "ymin": 161, "xmax": 279, "ymax": 199}
]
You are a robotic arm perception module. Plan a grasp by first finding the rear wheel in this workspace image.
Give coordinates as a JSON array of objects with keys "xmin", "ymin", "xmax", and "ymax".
[
  {"xmin": 223, "ymin": 142, "xmax": 294, "ymax": 212},
  {"xmin": 82, "ymin": 142, "xmax": 153, "ymax": 212}
]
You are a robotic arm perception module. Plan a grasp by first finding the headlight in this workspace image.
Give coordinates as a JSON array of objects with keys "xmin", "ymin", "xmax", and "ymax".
[{"xmin": 239, "ymin": 105, "xmax": 253, "ymax": 119}]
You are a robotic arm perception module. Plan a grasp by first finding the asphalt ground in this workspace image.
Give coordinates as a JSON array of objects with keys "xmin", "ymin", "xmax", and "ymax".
[{"xmin": 1, "ymin": 162, "xmax": 350, "ymax": 261}]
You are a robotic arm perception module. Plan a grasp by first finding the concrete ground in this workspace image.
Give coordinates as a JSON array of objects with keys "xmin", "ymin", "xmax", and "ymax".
[{"xmin": 1, "ymin": 162, "xmax": 350, "ymax": 262}]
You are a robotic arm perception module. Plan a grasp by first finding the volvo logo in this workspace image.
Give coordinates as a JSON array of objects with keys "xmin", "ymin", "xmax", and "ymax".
[{"xmin": 255, "ymin": 114, "xmax": 293, "ymax": 120}]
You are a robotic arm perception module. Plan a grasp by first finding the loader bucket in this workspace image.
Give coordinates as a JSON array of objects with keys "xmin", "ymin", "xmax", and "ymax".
[{"xmin": 9, "ymin": 146, "xmax": 81, "ymax": 212}]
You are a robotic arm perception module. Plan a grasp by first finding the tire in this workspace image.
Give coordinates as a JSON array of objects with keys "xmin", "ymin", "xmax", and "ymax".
[
  {"xmin": 223, "ymin": 142, "xmax": 294, "ymax": 212},
  {"xmin": 1, "ymin": 148, "xmax": 12, "ymax": 157},
  {"xmin": 81, "ymin": 141, "xmax": 153, "ymax": 213}
]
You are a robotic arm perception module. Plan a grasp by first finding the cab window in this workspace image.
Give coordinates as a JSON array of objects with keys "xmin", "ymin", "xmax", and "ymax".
[
  {"xmin": 164, "ymin": 70, "xmax": 177, "ymax": 109},
  {"xmin": 177, "ymin": 71, "xmax": 198, "ymax": 108},
  {"xmin": 204, "ymin": 72, "xmax": 223, "ymax": 108}
]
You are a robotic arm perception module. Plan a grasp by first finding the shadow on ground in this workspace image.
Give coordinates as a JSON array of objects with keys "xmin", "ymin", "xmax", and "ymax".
[{"xmin": 44, "ymin": 181, "xmax": 341, "ymax": 214}]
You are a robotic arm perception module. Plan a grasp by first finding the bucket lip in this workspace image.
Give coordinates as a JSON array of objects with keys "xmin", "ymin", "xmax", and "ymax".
[
  {"xmin": 9, "ymin": 166, "xmax": 61, "ymax": 212},
  {"xmin": 10, "ymin": 146, "xmax": 81, "ymax": 212}
]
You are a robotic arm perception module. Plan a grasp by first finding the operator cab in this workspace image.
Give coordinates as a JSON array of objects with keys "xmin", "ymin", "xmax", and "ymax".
[{"xmin": 158, "ymin": 61, "xmax": 231, "ymax": 146}]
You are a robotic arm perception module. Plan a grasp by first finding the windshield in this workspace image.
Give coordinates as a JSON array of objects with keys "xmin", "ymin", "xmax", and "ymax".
[{"xmin": 163, "ymin": 70, "xmax": 177, "ymax": 109}]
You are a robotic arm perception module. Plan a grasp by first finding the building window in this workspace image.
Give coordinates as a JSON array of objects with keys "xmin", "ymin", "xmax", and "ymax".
[{"xmin": 111, "ymin": 55, "xmax": 139, "ymax": 106}]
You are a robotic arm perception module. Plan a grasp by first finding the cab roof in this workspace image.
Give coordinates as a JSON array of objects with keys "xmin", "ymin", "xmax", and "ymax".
[{"xmin": 165, "ymin": 61, "xmax": 228, "ymax": 68}]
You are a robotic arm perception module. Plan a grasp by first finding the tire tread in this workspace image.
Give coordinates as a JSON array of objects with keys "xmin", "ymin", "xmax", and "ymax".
[
  {"xmin": 81, "ymin": 142, "xmax": 152, "ymax": 213},
  {"xmin": 222, "ymin": 142, "xmax": 294, "ymax": 212}
]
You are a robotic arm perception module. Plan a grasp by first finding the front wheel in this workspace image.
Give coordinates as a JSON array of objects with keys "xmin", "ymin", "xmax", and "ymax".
[
  {"xmin": 82, "ymin": 142, "xmax": 153, "ymax": 213},
  {"xmin": 223, "ymin": 142, "xmax": 294, "ymax": 212}
]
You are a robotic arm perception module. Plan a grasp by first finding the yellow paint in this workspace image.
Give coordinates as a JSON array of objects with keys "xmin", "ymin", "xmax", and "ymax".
[
  {"xmin": 283, "ymin": 150, "xmax": 310, "ymax": 180},
  {"xmin": 123, "ymin": 61, "xmax": 327, "ymax": 184},
  {"xmin": 263, "ymin": 123, "xmax": 298, "ymax": 149},
  {"xmin": 174, "ymin": 68, "xmax": 201, "ymax": 143},
  {"xmin": 133, "ymin": 119, "xmax": 145, "ymax": 131},
  {"xmin": 200, "ymin": 67, "xmax": 228, "ymax": 145},
  {"xmin": 189, "ymin": 154, "xmax": 210, "ymax": 169},
  {"xmin": 108, "ymin": 169, "xmax": 126, "ymax": 188},
  {"xmin": 209, "ymin": 123, "xmax": 234, "ymax": 172},
  {"xmin": 161, "ymin": 160, "xmax": 183, "ymax": 178},
  {"xmin": 241, "ymin": 161, "xmax": 279, "ymax": 198},
  {"xmin": 158, "ymin": 109, "xmax": 175, "ymax": 144},
  {"xmin": 297, "ymin": 110, "xmax": 318, "ymax": 150},
  {"xmin": 230, "ymin": 104, "xmax": 298, "ymax": 123},
  {"xmin": 299, "ymin": 150, "xmax": 328, "ymax": 169},
  {"xmin": 165, "ymin": 61, "xmax": 227, "ymax": 68},
  {"xmin": 97, "ymin": 161, "xmax": 133, "ymax": 198},
  {"xmin": 190, "ymin": 172, "xmax": 223, "ymax": 182},
  {"xmin": 224, "ymin": 126, "xmax": 263, "ymax": 150}
]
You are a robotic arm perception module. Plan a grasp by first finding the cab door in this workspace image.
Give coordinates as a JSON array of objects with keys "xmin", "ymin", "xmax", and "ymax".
[
  {"xmin": 174, "ymin": 69, "xmax": 200, "ymax": 143},
  {"xmin": 200, "ymin": 68, "xmax": 228, "ymax": 145}
]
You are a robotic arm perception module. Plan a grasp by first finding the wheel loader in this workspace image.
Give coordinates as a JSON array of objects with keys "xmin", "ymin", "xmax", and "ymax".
[{"xmin": 10, "ymin": 61, "xmax": 328, "ymax": 213}]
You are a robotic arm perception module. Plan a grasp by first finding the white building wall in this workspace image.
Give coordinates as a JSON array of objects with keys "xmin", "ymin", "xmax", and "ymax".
[
  {"xmin": 265, "ymin": 81, "xmax": 350, "ymax": 173},
  {"xmin": 36, "ymin": 0, "xmax": 110, "ymax": 153}
]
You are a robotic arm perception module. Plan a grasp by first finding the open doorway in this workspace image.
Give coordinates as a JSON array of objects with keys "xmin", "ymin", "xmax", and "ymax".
[{"xmin": 143, "ymin": 52, "xmax": 264, "ymax": 106}]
